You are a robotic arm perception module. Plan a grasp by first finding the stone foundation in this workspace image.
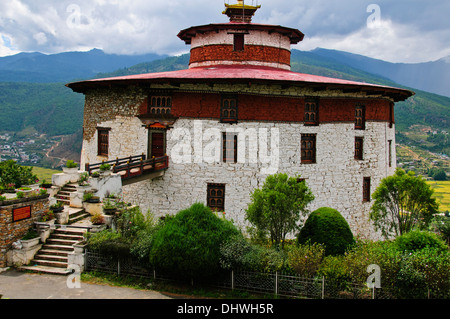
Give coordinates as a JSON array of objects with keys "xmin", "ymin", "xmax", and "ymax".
[{"xmin": 0, "ymin": 196, "xmax": 49, "ymax": 268}]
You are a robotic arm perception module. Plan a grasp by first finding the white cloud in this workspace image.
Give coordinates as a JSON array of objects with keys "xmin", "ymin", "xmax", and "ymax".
[
  {"xmin": 0, "ymin": 0, "xmax": 448, "ymax": 62},
  {"xmin": 297, "ymin": 19, "xmax": 450, "ymax": 63}
]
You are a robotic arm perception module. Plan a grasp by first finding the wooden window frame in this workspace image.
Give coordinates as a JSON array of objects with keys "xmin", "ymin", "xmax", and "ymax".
[
  {"xmin": 221, "ymin": 95, "xmax": 238, "ymax": 124},
  {"xmin": 148, "ymin": 95, "xmax": 172, "ymax": 116},
  {"xmin": 304, "ymin": 97, "xmax": 319, "ymax": 126},
  {"xmin": 148, "ymin": 129, "xmax": 167, "ymax": 159},
  {"xmin": 301, "ymin": 134, "xmax": 317, "ymax": 164},
  {"xmin": 363, "ymin": 177, "xmax": 371, "ymax": 202},
  {"xmin": 207, "ymin": 183, "xmax": 225, "ymax": 212},
  {"xmin": 355, "ymin": 137, "xmax": 364, "ymax": 160},
  {"xmin": 222, "ymin": 132, "xmax": 238, "ymax": 163},
  {"xmin": 355, "ymin": 104, "xmax": 366, "ymax": 130},
  {"xmin": 97, "ymin": 127, "xmax": 110, "ymax": 157}
]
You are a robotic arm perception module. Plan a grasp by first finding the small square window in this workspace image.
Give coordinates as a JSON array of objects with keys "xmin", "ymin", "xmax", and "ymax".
[{"xmin": 207, "ymin": 183, "xmax": 225, "ymax": 212}]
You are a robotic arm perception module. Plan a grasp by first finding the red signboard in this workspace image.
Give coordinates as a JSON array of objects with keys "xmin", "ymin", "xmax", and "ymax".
[{"xmin": 12, "ymin": 206, "xmax": 32, "ymax": 222}]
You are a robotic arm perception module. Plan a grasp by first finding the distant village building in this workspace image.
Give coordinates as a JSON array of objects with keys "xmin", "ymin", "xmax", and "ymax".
[{"xmin": 67, "ymin": 2, "xmax": 413, "ymax": 239}]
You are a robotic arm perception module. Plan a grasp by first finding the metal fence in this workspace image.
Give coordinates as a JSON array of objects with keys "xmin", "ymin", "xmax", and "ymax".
[{"xmin": 84, "ymin": 250, "xmax": 446, "ymax": 299}]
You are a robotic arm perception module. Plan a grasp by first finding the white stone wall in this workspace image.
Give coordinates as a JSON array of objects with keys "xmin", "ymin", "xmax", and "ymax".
[
  {"xmin": 189, "ymin": 60, "xmax": 291, "ymax": 71},
  {"xmin": 190, "ymin": 29, "xmax": 291, "ymax": 51},
  {"xmin": 109, "ymin": 118, "xmax": 397, "ymax": 240},
  {"xmin": 81, "ymin": 116, "xmax": 148, "ymax": 169}
]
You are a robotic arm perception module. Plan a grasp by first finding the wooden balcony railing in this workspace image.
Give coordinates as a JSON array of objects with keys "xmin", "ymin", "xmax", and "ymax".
[{"xmin": 85, "ymin": 155, "xmax": 169, "ymax": 181}]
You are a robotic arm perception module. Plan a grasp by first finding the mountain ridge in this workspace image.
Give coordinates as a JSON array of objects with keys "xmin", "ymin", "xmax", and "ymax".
[{"xmin": 0, "ymin": 48, "xmax": 167, "ymax": 83}]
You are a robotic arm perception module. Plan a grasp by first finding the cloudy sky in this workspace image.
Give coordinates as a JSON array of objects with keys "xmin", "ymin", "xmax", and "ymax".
[{"xmin": 0, "ymin": 0, "xmax": 449, "ymax": 63}]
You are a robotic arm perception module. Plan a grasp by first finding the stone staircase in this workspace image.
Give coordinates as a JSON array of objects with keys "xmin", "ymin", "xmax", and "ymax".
[
  {"xmin": 55, "ymin": 184, "xmax": 91, "ymax": 224},
  {"xmin": 55, "ymin": 184, "xmax": 77, "ymax": 206},
  {"xmin": 20, "ymin": 228, "xmax": 86, "ymax": 275},
  {"xmin": 67, "ymin": 207, "xmax": 91, "ymax": 225}
]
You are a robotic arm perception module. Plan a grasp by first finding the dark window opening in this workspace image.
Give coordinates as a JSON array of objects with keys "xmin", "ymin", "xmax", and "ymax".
[
  {"xmin": 97, "ymin": 128, "xmax": 110, "ymax": 157},
  {"xmin": 388, "ymin": 140, "xmax": 392, "ymax": 167},
  {"xmin": 207, "ymin": 183, "xmax": 225, "ymax": 212},
  {"xmin": 234, "ymin": 33, "xmax": 245, "ymax": 52},
  {"xmin": 355, "ymin": 137, "xmax": 364, "ymax": 160},
  {"xmin": 149, "ymin": 131, "xmax": 166, "ymax": 158},
  {"xmin": 223, "ymin": 133, "xmax": 238, "ymax": 163},
  {"xmin": 363, "ymin": 177, "xmax": 371, "ymax": 202},
  {"xmin": 301, "ymin": 134, "xmax": 316, "ymax": 164}
]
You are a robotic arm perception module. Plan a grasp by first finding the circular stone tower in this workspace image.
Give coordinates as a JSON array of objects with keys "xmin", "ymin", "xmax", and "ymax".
[{"xmin": 178, "ymin": 1, "xmax": 304, "ymax": 70}]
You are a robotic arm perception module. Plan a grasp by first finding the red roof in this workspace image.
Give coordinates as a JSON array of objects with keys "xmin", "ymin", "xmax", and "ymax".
[{"xmin": 67, "ymin": 65, "xmax": 414, "ymax": 101}]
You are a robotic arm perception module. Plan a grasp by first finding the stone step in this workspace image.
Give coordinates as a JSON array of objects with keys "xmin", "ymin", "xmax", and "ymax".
[
  {"xmin": 31, "ymin": 259, "xmax": 68, "ymax": 269},
  {"xmin": 52, "ymin": 233, "xmax": 84, "ymax": 241},
  {"xmin": 42, "ymin": 244, "xmax": 74, "ymax": 252},
  {"xmin": 53, "ymin": 228, "xmax": 86, "ymax": 236},
  {"xmin": 34, "ymin": 254, "xmax": 68, "ymax": 263},
  {"xmin": 19, "ymin": 265, "xmax": 71, "ymax": 276},
  {"xmin": 38, "ymin": 249, "xmax": 70, "ymax": 257},
  {"xmin": 69, "ymin": 214, "xmax": 91, "ymax": 225},
  {"xmin": 46, "ymin": 238, "xmax": 78, "ymax": 246}
]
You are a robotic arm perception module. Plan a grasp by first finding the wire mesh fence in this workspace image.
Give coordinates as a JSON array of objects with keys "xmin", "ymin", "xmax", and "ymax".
[{"xmin": 84, "ymin": 250, "xmax": 447, "ymax": 299}]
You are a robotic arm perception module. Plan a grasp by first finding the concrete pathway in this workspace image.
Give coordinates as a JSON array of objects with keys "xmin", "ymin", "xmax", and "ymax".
[{"xmin": 0, "ymin": 268, "xmax": 171, "ymax": 299}]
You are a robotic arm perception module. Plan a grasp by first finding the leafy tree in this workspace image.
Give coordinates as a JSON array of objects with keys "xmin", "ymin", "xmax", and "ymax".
[
  {"xmin": 245, "ymin": 173, "xmax": 314, "ymax": 248},
  {"xmin": 370, "ymin": 168, "xmax": 439, "ymax": 239},
  {"xmin": 0, "ymin": 160, "xmax": 38, "ymax": 188}
]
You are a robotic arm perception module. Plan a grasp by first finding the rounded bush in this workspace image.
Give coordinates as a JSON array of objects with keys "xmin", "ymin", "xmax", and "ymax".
[
  {"xmin": 297, "ymin": 207, "xmax": 355, "ymax": 256},
  {"xmin": 395, "ymin": 230, "xmax": 449, "ymax": 253},
  {"xmin": 149, "ymin": 203, "xmax": 241, "ymax": 281}
]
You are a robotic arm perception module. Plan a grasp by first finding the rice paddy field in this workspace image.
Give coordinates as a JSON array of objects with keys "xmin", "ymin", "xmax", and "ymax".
[{"xmin": 427, "ymin": 181, "xmax": 450, "ymax": 213}]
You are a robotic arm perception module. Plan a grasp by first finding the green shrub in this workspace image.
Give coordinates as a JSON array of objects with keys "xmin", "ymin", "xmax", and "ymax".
[
  {"xmin": 22, "ymin": 228, "xmax": 39, "ymax": 240},
  {"xmin": 394, "ymin": 230, "xmax": 449, "ymax": 253},
  {"xmin": 430, "ymin": 215, "xmax": 450, "ymax": 245},
  {"xmin": 87, "ymin": 230, "xmax": 131, "ymax": 257},
  {"xmin": 66, "ymin": 160, "xmax": 77, "ymax": 168},
  {"xmin": 149, "ymin": 203, "xmax": 241, "ymax": 281},
  {"xmin": 220, "ymin": 235, "xmax": 253, "ymax": 270},
  {"xmin": 318, "ymin": 255, "xmax": 351, "ymax": 292},
  {"xmin": 287, "ymin": 243, "xmax": 325, "ymax": 278},
  {"xmin": 115, "ymin": 206, "xmax": 153, "ymax": 240},
  {"xmin": 220, "ymin": 235, "xmax": 289, "ymax": 273},
  {"xmin": 130, "ymin": 214, "xmax": 164, "ymax": 261},
  {"xmin": 297, "ymin": 207, "xmax": 355, "ymax": 256},
  {"xmin": 395, "ymin": 248, "xmax": 450, "ymax": 299}
]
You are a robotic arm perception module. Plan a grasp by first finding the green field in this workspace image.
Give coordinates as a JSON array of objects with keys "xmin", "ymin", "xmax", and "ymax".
[
  {"xmin": 30, "ymin": 166, "xmax": 61, "ymax": 183},
  {"xmin": 427, "ymin": 181, "xmax": 450, "ymax": 213}
]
